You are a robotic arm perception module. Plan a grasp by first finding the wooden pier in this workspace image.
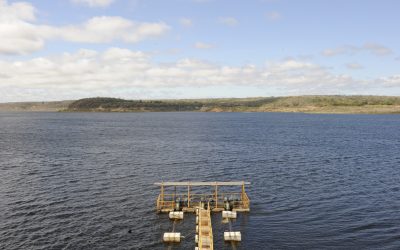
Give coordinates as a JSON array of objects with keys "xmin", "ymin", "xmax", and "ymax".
[
  {"xmin": 157, "ymin": 181, "xmax": 250, "ymax": 249},
  {"xmin": 155, "ymin": 181, "xmax": 250, "ymax": 213}
]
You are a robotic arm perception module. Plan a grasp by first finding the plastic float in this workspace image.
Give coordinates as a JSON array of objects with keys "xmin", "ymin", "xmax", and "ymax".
[
  {"xmin": 222, "ymin": 211, "xmax": 237, "ymax": 219},
  {"xmin": 169, "ymin": 211, "xmax": 184, "ymax": 220},
  {"xmin": 224, "ymin": 232, "xmax": 242, "ymax": 242},
  {"xmin": 163, "ymin": 232, "xmax": 181, "ymax": 243}
]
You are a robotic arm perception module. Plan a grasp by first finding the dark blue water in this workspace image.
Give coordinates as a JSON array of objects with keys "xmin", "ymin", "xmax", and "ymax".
[{"xmin": 1, "ymin": 112, "xmax": 400, "ymax": 249}]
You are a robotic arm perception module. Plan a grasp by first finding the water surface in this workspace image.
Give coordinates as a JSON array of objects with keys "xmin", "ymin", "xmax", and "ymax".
[{"xmin": 1, "ymin": 112, "xmax": 400, "ymax": 249}]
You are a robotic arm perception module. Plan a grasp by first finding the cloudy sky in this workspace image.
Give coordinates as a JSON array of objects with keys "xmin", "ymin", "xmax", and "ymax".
[{"xmin": 1, "ymin": 0, "xmax": 400, "ymax": 102}]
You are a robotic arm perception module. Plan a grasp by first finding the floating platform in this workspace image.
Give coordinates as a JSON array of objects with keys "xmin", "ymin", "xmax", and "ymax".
[
  {"xmin": 154, "ymin": 181, "xmax": 250, "ymax": 213},
  {"xmin": 157, "ymin": 181, "xmax": 250, "ymax": 250}
]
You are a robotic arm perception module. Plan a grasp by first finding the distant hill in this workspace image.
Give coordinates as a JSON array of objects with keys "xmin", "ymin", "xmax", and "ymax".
[
  {"xmin": 0, "ymin": 101, "xmax": 73, "ymax": 112},
  {"xmin": 1, "ymin": 96, "xmax": 400, "ymax": 113},
  {"xmin": 65, "ymin": 97, "xmax": 278, "ymax": 112},
  {"xmin": 64, "ymin": 96, "xmax": 400, "ymax": 114}
]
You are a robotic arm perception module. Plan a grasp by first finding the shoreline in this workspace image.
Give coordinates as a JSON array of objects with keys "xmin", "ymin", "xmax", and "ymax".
[{"xmin": 2, "ymin": 96, "xmax": 400, "ymax": 114}]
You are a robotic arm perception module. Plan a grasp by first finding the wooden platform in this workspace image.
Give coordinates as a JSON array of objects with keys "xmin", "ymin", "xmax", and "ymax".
[
  {"xmin": 157, "ymin": 181, "xmax": 250, "ymax": 249},
  {"xmin": 155, "ymin": 181, "xmax": 250, "ymax": 213}
]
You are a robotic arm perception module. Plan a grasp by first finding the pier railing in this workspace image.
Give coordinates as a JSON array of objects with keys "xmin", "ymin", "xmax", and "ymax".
[{"xmin": 156, "ymin": 192, "xmax": 250, "ymax": 212}]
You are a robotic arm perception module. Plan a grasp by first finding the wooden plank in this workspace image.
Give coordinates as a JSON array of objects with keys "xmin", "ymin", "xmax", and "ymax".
[
  {"xmin": 197, "ymin": 205, "xmax": 213, "ymax": 250},
  {"xmin": 154, "ymin": 181, "xmax": 250, "ymax": 186}
]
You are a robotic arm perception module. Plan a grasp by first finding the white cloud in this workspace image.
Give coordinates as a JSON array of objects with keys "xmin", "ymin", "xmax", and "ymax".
[
  {"xmin": 0, "ymin": 1, "xmax": 170, "ymax": 55},
  {"xmin": 322, "ymin": 43, "xmax": 393, "ymax": 57},
  {"xmin": 218, "ymin": 17, "xmax": 238, "ymax": 26},
  {"xmin": 0, "ymin": 0, "xmax": 36, "ymax": 21},
  {"xmin": 363, "ymin": 43, "xmax": 392, "ymax": 56},
  {"xmin": 322, "ymin": 46, "xmax": 353, "ymax": 57},
  {"xmin": 2, "ymin": 48, "xmax": 399, "ymax": 102},
  {"xmin": 266, "ymin": 11, "xmax": 281, "ymax": 21},
  {"xmin": 0, "ymin": 0, "xmax": 43, "ymax": 54},
  {"xmin": 0, "ymin": 23, "xmax": 45, "ymax": 55},
  {"xmin": 71, "ymin": 0, "xmax": 115, "ymax": 7},
  {"xmin": 179, "ymin": 17, "xmax": 192, "ymax": 27},
  {"xmin": 377, "ymin": 75, "xmax": 400, "ymax": 87},
  {"xmin": 346, "ymin": 63, "xmax": 363, "ymax": 70},
  {"xmin": 194, "ymin": 42, "xmax": 214, "ymax": 49},
  {"xmin": 55, "ymin": 16, "xmax": 170, "ymax": 43}
]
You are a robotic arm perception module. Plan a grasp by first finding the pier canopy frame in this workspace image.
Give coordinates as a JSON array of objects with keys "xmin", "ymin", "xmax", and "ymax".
[{"xmin": 155, "ymin": 181, "xmax": 250, "ymax": 213}]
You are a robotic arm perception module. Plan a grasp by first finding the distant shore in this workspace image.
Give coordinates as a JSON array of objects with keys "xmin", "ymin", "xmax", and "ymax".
[
  {"xmin": 1, "ymin": 96, "xmax": 400, "ymax": 114},
  {"xmin": 0, "ymin": 101, "xmax": 74, "ymax": 112}
]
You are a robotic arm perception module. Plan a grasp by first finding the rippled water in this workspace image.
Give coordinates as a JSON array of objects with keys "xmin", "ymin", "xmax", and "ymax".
[{"xmin": 1, "ymin": 112, "xmax": 400, "ymax": 249}]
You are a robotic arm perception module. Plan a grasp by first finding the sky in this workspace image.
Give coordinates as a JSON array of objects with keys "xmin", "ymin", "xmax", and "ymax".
[{"xmin": 1, "ymin": 0, "xmax": 400, "ymax": 102}]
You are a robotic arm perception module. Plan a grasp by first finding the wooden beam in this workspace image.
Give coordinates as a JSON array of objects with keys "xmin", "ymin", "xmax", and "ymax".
[
  {"xmin": 215, "ymin": 184, "xmax": 218, "ymax": 208},
  {"xmin": 241, "ymin": 181, "xmax": 245, "ymax": 201},
  {"xmin": 154, "ymin": 181, "xmax": 250, "ymax": 186},
  {"xmin": 161, "ymin": 182, "xmax": 164, "ymax": 204},
  {"xmin": 187, "ymin": 183, "xmax": 190, "ymax": 208},
  {"xmin": 173, "ymin": 186, "xmax": 176, "ymax": 202}
]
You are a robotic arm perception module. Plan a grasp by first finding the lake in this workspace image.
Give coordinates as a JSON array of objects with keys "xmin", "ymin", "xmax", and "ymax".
[{"xmin": 1, "ymin": 112, "xmax": 400, "ymax": 249}]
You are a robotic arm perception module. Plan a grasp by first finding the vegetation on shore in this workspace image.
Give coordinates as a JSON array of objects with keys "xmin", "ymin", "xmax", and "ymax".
[
  {"xmin": 0, "ymin": 100, "xmax": 73, "ymax": 112},
  {"xmin": 1, "ymin": 96, "xmax": 400, "ymax": 114},
  {"xmin": 64, "ymin": 96, "xmax": 400, "ymax": 114}
]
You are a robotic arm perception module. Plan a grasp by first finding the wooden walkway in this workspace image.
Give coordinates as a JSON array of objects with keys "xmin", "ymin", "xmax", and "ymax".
[{"xmin": 197, "ymin": 205, "xmax": 213, "ymax": 250}]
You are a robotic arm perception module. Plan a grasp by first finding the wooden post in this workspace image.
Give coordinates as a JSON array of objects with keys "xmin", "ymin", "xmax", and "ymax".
[
  {"xmin": 215, "ymin": 184, "xmax": 218, "ymax": 209},
  {"xmin": 187, "ymin": 183, "xmax": 190, "ymax": 208},
  {"xmin": 241, "ymin": 181, "xmax": 245, "ymax": 201},
  {"xmin": 161, "ymin": 182, "xmax": 164, "ymax": 209},
  {"xmin": 173, "ymin": 185, "xmax": 176, "ymax": 202}
]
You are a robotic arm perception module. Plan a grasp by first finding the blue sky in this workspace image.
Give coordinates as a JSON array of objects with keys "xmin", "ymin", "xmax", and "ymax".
[{"xmin": 1, "ymin": 0, "xmax": 400, "ymax": 102}]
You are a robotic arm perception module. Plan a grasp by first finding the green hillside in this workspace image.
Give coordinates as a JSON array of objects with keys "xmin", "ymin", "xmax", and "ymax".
[{"xmin": 64, "ymin": 96, "xmax": 400, "ymax": 114}]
